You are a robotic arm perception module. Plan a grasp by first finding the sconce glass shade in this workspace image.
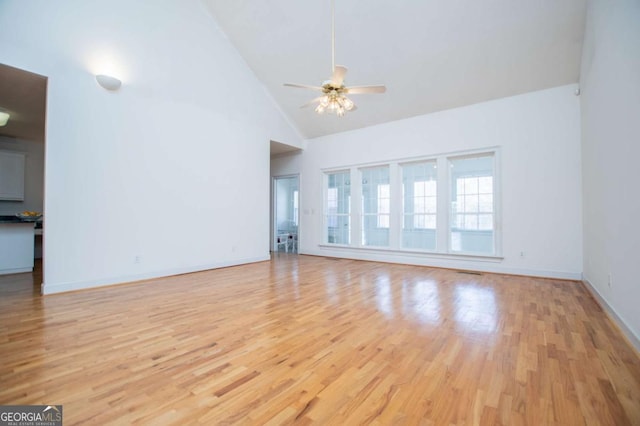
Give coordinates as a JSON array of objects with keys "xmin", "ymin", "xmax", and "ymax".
[
  {"xmin": 0, "ymin": 111, "xmax": 9, "ymax": 126},
  {"xmin": 95, "ymin": 74, "xmax": 122, "ymax": 91}
]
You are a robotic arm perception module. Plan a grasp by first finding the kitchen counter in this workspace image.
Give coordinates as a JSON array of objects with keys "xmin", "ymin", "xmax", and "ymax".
[
  {"xmin": 0, "ymin": 215, "xmax": 24, "ymax": 223},
  {"xmin": 0, "ymin": 216, "xmax": 36, "ymax": 275},
  {"xmin": 0, "ymin": 215, "xmax": 41, "ymax": 224}
]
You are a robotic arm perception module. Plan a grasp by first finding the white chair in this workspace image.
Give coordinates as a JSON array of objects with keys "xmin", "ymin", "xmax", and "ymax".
[
  {"xmin": 276, "ymin": 233, "xmax": 289, "ymax": 252},
  {"xmin": 288, "ymin": 233, "xmax": 298, "ymax": 252}
]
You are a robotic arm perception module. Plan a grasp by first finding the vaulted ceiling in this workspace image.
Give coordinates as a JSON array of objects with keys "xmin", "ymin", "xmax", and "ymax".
[
  {"xmin": 0, "ymin": 1, "xmax": 587, "ymax": 143},
  {"xmin": 203, "ymin": 0, "xmax": 587, "ymax": 139}
]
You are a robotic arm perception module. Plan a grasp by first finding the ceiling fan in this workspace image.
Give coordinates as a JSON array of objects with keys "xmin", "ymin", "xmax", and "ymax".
[{"xmin": 283, "ymin": 0, "xmax": 386, "ymax": 117}]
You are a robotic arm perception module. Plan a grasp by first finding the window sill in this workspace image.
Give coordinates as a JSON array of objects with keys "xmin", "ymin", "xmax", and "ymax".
[{"xmin": 318, "ymin": 244, "xmax": 503, "ymax": 263}]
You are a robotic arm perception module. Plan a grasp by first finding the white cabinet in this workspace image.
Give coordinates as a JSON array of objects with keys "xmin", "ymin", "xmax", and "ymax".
[
  {"xmin": 0, "ymin": 223, "xmax": 35, "ymax": 275},
  {"xmin": 0, "ymin": 150, "xmax": 25, "ymax": 201}
]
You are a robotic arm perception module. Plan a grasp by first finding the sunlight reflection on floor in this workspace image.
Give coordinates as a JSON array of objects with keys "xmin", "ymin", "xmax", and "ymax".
[{"xmin": 453, "ymin": 284, "xmax": 498, "ymax": 333}]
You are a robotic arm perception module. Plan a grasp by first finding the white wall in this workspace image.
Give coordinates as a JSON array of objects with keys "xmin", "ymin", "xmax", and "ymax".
[
  {"xmin": 0, "ymin": 137, "xmax": 45, "ymax": 216},
  {"xmin": 274, "ymin": 85, "xmax": 583, "ymax": 278},
  {"xmin": 580, "ymin": 0, "xmax": 640, "ymax": 345},
  {"xmin": 0, "ymin": 0, "xmax": 301, "ymax": 293}
]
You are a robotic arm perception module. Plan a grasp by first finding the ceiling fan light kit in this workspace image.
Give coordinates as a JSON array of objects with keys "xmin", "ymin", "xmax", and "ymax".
[
  {"xmin": 315, "ymin": 93, "xmax": 355, "ymax": 116},
  {"xmin": 313, "ymin": 69, "xmax": 357, "ymax": 116},
  {"xmin": 284, "ymin": 0, "xmax": 385, "ymax": 117}
]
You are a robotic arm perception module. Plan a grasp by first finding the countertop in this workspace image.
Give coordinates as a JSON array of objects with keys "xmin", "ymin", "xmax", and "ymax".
[{"xmin": 0, "ymin": 215, "xmax": 39, "ymax": 225}]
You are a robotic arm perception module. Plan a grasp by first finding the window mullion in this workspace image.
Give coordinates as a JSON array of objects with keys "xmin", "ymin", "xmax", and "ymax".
[
  {"xmin": 492, "ymin": 152, "xmax": 502, "ymax": 256},
  {"xmin": 436, "ymin": 156, "xmax": 449, "ymax": 253},
  {"xmin": 389, "ymin": 163, "xmax": 401, "ymax": 249},
  {"xmin": 350, "ymin": 167, "xmax": 361, "ymax": 247}
]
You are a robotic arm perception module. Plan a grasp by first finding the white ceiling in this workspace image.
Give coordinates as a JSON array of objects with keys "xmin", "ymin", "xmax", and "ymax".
[
  {"xmin": 270, "ymin": 140, "xmax": 301, "ymax": 157},
  {"xmin": 203, "ymin": 0, "xmax": 587, "ymax": 139},
  {"xmin": 0, "ymin": 64, "xmax": 47, "ymax": 142}
]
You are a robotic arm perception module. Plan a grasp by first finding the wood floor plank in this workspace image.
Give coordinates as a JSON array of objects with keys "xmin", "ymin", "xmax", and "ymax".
[{"xmin": 1, "ymin": 254, "xmax": 639, "ymax": 425}]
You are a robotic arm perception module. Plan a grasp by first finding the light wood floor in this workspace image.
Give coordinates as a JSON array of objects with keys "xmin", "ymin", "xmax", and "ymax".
[{"xmin": 1, "ymin": 255, "xmax": 639, "ymax": 425}]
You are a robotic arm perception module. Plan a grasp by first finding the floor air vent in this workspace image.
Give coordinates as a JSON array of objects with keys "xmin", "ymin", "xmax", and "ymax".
[{"xmin": 457, "ymin": 270, "xmax": 482, "ymax": 275}]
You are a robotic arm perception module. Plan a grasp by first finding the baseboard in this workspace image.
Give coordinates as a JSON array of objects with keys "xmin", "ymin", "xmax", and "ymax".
[
  {"xmin": 582, "ymin": 277, "xmax": 640, "ymax": 353},
  {"xmin": 299, "ymin": 248, "xmax": 582, "ymax": 281},
  {"xmin": 41, "ymin": 255, "xmax": 270, "ymax": 295},
  {"xmin": 0, "ymin": 266, "xmax": 33, "ymax": 275}
]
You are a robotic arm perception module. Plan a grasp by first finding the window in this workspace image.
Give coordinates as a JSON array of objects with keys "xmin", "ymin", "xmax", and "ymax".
[
  {"xmin": 377, "ymin": 184, "xmax": 390, "ymax": 228},
  {"xmin": 453, "ymin": 177, "xmax": 493, "ymax": 230},
  {"xmin": 322, "ymin": 149, "xmax": 499, "ymax": 257},
  {"xmin": 450, "ymin": 154, "xmax": 495, "ymax": 254},
  {"xmin": 413, "ymin": 182, "xmax": 437, "ymax": 228},
  {"xmin": 325, "ymin": 171, "xmax": 350, "ymax": 244},
  {"xmin": 401, "ymin": 161, "xmax": 437, "ymax": 250},
  {"xmin": 361, "ymin": 166, "xmax": 390, "ymax": 246}
]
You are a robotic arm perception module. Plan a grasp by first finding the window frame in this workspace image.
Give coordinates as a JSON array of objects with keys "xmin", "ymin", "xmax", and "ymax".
[
  {"xmin": 323, "ymin": 170, "xmax": 352, "ymax": 245},
  {"xmin": 359, "ymin": 165, "xmax": 391, "ymax": 247},
  {"xmin": 321, "ymin": 147, "xmax": 501, "ymax": 259},
  {"xmin": 400, "ymin": 159, "xmax": 439, "ymax": 251},
  {"xmin": 447, "ymin": 152, "xmax": 498, "ymax": 256}
]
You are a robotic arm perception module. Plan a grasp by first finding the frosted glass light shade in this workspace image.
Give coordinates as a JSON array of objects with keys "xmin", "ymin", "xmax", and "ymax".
[
  {"xmin": 0, "ymin": 111, "xmax": 9, "ymax": 126},
  {"xmin": 95, "ymin": 74, "xmax": 122, "ymax": 91}
]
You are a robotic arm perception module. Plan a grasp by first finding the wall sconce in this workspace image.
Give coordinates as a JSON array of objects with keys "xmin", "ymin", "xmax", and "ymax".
[
  {"xmin": 0, "ymin": 111, "xmax": 9, "ymax": 126},
  {"xmin": 95, "ymin": 74, "xmax": 122, "ymax": 91}
]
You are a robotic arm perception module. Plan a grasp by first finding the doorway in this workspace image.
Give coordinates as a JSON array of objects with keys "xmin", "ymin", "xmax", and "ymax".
[
  {"xmin": 0, "ymin": 63, "xmax": 47, "ymax": 288},
  {"xmin": 272, "ymin": 175, "xmax": 299, "ymax": 253}
]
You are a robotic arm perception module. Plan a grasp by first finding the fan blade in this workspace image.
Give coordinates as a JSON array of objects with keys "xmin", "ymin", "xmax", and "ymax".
[
  {"xmin": 345, "ymin": 85, "xmax": 386, "ymax": 94},
  {"xmin": 300, "ymin": 97, "xmax": 324, "ymax": 108},
  {"xmin": 331, "ymin": 65, "xmax": 348, "ymax": 86},
  {"xmin": 284, "ymin": 83, "xmax": 324, "ymax": 91}
]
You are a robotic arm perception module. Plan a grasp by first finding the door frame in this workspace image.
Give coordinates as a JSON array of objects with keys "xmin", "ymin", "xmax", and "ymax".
[{"xmin": 271, "ymin": 174, "xmax": 300, "ymax": 252}]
